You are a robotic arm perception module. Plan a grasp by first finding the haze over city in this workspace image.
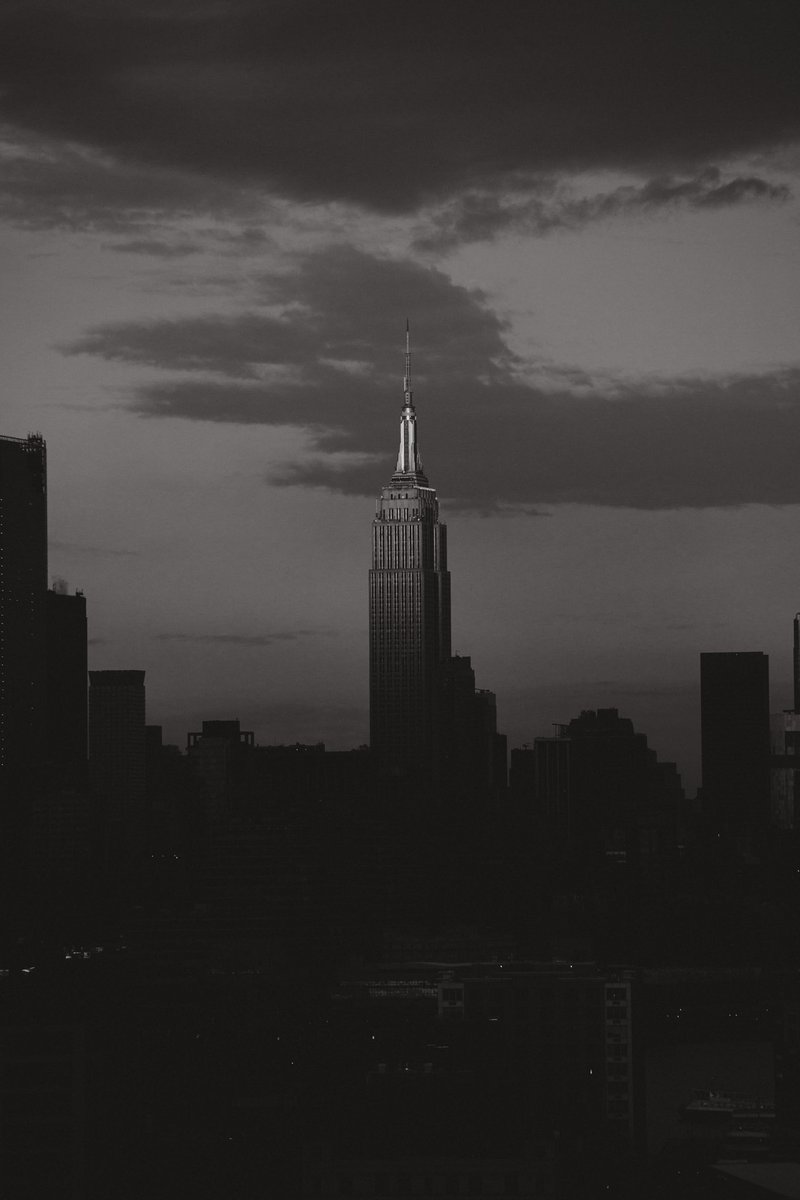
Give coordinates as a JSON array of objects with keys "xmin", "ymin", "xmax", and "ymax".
[{"xmin": 3, "ymin": 1, "xmax": 800, "ymax": 787}]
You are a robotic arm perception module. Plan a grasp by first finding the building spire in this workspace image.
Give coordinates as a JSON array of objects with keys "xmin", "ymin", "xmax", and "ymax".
[
  {"xmin": 403, "ymin": 318, "xmax": 412, "ymax": 406},
  {"xmin": 393, "ymin": 321, "xmax": 427, "ymax": 483}
]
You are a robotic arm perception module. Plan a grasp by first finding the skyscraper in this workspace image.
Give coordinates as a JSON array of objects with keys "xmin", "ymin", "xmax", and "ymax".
[
  {"xmin": 369, "ymin": 329, "xmax": 451, "ymax": 780},
  {"xmin": 0, "ymin": 433, "xmax": 47, "ymax": 790},
  {"xmin": 45, "ymin": 584, "xmax": 88, "ymax": 785}
]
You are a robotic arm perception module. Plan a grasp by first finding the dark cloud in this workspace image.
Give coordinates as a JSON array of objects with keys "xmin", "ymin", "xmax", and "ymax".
[
  {"xmin": 0, "ymin": 2, "xmax": 798, "ymax": 215},
  {"xmin": 0, "ymin": 125, "xmax": 264, "ymax": 232},
  {"xmin": 155, "ymin": 631, "xmax": 325, "ymax": 646},
  {"xmin": 63, "ymin": 245, "xmax": 800, "ymax": 511},
  {"xmin": 705, "ymin": 176, "xmax": 791, "ymax": 205},
  {"xmin": 65, "ymin": 245, "xmax": 511, "ymax": 385},
  {"xmin": 104, "ymin": 237, "xmax": 201, "ymax": 257},
  {"xmin": 586, "ymin": 170, "xmax": 791, "ymax": 216},
  {"xmin": 65, "ymin": 313, "xmax": 316, "ymax": 379},
  {"xmin": 269, "ymin": 370, "xmax": 800, "ymax": 512},
  {"xmin": 415, "ymin": 169, "xmax": 792, "ymax": 251}
]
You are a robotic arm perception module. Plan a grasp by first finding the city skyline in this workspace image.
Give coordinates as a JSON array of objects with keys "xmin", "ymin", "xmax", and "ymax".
[{"xmin": 3, "ymin": 3, "xmax": 800, "ymax": 788}]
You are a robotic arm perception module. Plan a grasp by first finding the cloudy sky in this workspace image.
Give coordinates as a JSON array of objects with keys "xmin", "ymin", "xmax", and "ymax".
[{"xmin": 3, "ymin": 0, "xmax": 800, "ymax": 789}]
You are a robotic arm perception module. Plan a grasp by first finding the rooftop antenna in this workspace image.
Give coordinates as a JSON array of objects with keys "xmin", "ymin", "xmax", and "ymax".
[{"xmin": 403, "ymin": 319, "xmax": 413, "ymax": 406}]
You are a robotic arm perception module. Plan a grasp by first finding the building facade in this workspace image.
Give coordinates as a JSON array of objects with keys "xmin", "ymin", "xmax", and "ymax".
[
  {"xmin": 369, "ymin": 331, "xmax": 451, "ymax": 781},
  {"xmin": 45, "ymin": 584, "xmax": 88, "ymax": 784},
  {"xmin": 0, "ymin": 433, "xmax": 48, "ymax": 789}
]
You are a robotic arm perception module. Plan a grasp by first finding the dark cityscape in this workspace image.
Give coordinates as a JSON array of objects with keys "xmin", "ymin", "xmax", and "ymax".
[{"xmin": 3, "ymin": 3, "xmax": 800, "ymax": 1198}]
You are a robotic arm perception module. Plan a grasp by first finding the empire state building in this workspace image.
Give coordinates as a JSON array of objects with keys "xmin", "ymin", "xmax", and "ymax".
[{"xmin": 369, "ymin": 329, "xmax": 451, "ymax": 779}]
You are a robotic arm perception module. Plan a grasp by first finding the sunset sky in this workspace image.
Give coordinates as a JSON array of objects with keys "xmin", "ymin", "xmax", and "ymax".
[{"xmin": 3, "ymin": 0, "xmax": 800, "ymax": 789}]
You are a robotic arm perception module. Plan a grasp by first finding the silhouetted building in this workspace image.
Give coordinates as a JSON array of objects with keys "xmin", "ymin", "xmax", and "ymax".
[
  {"xmin": 145, "ymin": 724, "xmax": 188, "ymax": 857},
  {"xmin": 0, "ymin": 433, "xmax": 47, "ymax": 790},
  {"xmin": 369, "ymin": 329, "xmax": 451, "ymax": 782},
  {"xmin": 89, "ymin": 669, "xmax": 146, "ymax": 860},
  {"xmin": 534, "ymin": 709, "xmax": 682, "ymax": 867},
  {"xmin": 45, "ymin": 584, "xmax": 87, "ymax": 785},
  {"xmin": 769, "ymin": 618, "xmax": 800, "ymax": 830},
  {"xmin": 434, "ymin": 654, "xmax": 477, "ymax": 799},
  {"xmin": 253, "ymin": 742, "xmax": 375, "ymax": 809},
  {"xmin": 701, "ymin": 652, "xmax": 770, "ymax": 835},
  {"xmin": 32, "ymin": 586, "xmax": 92, "ymax": 880},
  {"xmin": 770, "ymin": 711, "xmax": 800, "ymax": 830},
  {"xmin": 187, "ymin": 718, "xmax": 255, "ymax": 829},
  {"xmin": 1, "ymin": 439, "xmax": 91, "ymax": 891},
  {"xmin": 532, "ymin": 724, "xmax": 571, "ymax": 835},
  {"xmin": 435, "ymin": 658, "xmax": 506, "ymax": 803},
  {"xmin": 468, "ymin": 687, "xmax": 507, "ymax": 799}
]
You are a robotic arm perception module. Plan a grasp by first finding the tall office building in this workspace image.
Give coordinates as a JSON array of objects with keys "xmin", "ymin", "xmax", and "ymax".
[
  {"xmin": 369, "ymin": 329, "xmax": 451, "ymax": 780},
  {"xmin": 435, "ymin": 656, "xmax": 506, "ymax": 802},
  {"xmin": 0, "ymin": 433, "xmax": 47, "ymax": 788},
  {"xmin": 26, "ymin": 585, "xmax": 91, "ymax": 883},
  {"xmin": 45, "ymin": 584, "xmax": 88, "ymax": 784},
  {"xmin": 700, "ymin": 651, "xmax": 771, "ymax": 833}
]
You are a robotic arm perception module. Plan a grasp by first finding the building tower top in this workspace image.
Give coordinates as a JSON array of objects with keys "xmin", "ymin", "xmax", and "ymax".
[
  {"xmin": 393, "ymin": 321, "xmax": 428, "ymax": 485},
  {"xmin": 403, "ymin": 319, "xmax": 413, "ymax": 406}
]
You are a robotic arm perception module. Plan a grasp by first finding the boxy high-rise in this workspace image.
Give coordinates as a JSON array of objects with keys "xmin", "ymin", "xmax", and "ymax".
[{"xmin": 0, "ymin": 433, "xmax": 47, "ymax": 789}]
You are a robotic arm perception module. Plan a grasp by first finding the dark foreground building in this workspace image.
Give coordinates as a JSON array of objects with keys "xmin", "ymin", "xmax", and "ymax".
[
  {"xmin": 0, "ymin": 433, "xmax": 47, "ymax": 791},
  {"xmin": 46, "ymin": 584, "xmax": 88, "ymax": 784},
  {"xmin": 0, "ymin": 433, "xmax": 49, "ymax": 903},
  {"xmin": 533, "ymin": 707, "xmax": 683, "ymax": 867}
]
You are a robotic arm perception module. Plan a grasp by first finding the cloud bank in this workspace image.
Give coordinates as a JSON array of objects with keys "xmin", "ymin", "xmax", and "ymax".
[
  {"xmin": 0, "ymin": 1, "xmax": 798, "ymax": 217},
  {"xmin": 415, "ymin": 169, "xmax": 791, "ymax": 251},
  {"xmin": 63, "ymin": 245, "xmax": 800, "ymax": 512}
]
